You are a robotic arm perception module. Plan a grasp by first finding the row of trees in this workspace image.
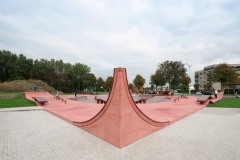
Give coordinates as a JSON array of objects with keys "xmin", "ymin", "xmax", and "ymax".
[
  {"xmin": 0, "ymin": 50, "xmax": 114, "ymax": 92},
  {"xmin": 150, "ymin": 61, "xmax": 240, "ymax": 93},
  {"xmin": 0, "ymin": 50, "xmax": 192, "ymax": 93},
  {"xmin": 3, "ymin": 49, "xmax": 237, "ymax": 93},
  {"xmin": 150, "ymin": 61, "xmax": 240, "ymax": 92}
]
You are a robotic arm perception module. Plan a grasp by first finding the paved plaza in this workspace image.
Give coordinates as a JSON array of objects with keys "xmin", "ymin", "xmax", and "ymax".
[{"xmin": 0, "ymin": 106, "xmax": 240, "ymax": 160}]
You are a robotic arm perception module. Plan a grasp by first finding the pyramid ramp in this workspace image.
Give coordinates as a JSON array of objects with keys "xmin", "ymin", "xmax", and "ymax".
[{"xmin": 73, "ymin": 68, "xmax": 169, "ymax": 148}]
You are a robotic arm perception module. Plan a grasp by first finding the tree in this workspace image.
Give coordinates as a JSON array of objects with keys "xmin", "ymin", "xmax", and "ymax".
[
  {"xmin": 96, "ymin": 77, "xmax": 105, "ymax": 92},
  {"xmin": 12, "ymin": 54, "xmax": 33, "ymax": 80},
  {"xmin": 181, "ymin": 75, "xmax": 191, "ymax": 91},
  {"xmin": 133, "ymin": 74, "xmax": 145, "ymax": 93},
  {"xmin": 105, "ymin": 76, "xmax": 113, "ymax": 91},
  {"xmin": 73, "ymin": 63, "xmax": 90, "ymax": 77},
  {"xmin": 212, "ymin": 63, "xmax": 238, "ymax": 90},
  {"xmin": 181, "ymin": 76, "xmax": 191, "ymax": 86},
  {"xmin": 54, "ymin": 59, "xmax": 64, "ymax": 73},
  {"xmin": 206, "ymin": 71, "xmax": 213, "ymax": 89},
  {"xmin": 235, "ymin": 77, "xmax": 240, "ymax": 84},
  {"xmin": 158, "ymin": 61, "xmax": 187, "ymax": 90},
  {"xmin": 203, "ymin": 84, "xmax": 209, "ymax": 90},
  {"xmin": 72, "ymin": 63, "xmax": 91, "ymax": 91},
  {"xmin": 0, "ymin": 50, "xmax": 94, "ymax": 92},
  {"xmin": 194, "ymin": 83, "xmax": 200, "ymax": 91},
  {"xmin": 0, "ymin": 50, "xmax": 18, "ymax": 81},
  {"xmin": 150, "ymin": 69, "xmax": 166, "ymax": 87},
  {"xmin": 82, "ymin": 73, "xmax": 97, "ymax": 92},
  {"xmin": 31, "ymin": 59, "xmax": 55, "ymax": 81},
  {"xmin": 128, "ymin": 83, "xmax": 134, "ymax": 91}
]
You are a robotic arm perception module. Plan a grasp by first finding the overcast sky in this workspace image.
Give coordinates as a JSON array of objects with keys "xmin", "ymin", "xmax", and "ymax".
[{"xmin": 1, "ymin": 0, "xmax": 240, "ymax": 85}]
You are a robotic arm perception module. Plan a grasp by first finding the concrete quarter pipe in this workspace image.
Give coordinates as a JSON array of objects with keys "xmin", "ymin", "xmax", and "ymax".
[
  {"xmin": 26, "ymin": 67, "xmax": 219, "ymax": 148},
  {"xmin": 74, "ymin": 68, "xmax": 170, "ymax": 148}
]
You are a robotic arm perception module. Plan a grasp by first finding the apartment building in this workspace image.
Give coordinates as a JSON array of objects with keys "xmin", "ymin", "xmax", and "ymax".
[{"xmin": 195, "ymin": 64, "xmax": 240, "ymax": 91}]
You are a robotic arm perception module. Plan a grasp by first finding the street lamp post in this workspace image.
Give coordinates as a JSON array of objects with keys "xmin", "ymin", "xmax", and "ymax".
[
  {"xmin": 95, "ymin": 82, "xmax": 98, "ymax": 94},
  {"xmin": 185, "ymin": 63, "xmax": 192, "ymax": 95}
]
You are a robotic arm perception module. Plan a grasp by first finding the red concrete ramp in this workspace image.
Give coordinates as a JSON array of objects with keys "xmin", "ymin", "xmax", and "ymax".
[
  {"xmin": 210, "ymin": 91, "xmax": 224, "ymax": 103},
  {"xmin": 25, "ymin": 68, "xmax": 221, "ymax": 148},
  {"xmin": 25, "ymin": 91, "xmax": 104, "ymax": 123},
  {"xmin": 74, "ymin": 68, "xmax": 169, "ymax": 148}
]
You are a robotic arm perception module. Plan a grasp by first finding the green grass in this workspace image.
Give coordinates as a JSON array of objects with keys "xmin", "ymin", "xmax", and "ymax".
[
  {"xmin": 0, "ymin": 92, "xmax": 36, "ymax": 108},
  {"xmin": 207, "ymin": 98, "xmax": 240, "ymax": 108}
]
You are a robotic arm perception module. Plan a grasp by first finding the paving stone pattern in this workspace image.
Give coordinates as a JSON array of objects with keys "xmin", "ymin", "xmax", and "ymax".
[{"xmin": 0, "ymin": 107, "xmax": 240, "ymax": 160}]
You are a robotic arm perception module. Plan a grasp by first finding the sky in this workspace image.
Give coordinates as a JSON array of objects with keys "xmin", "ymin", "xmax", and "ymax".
[{"xmin": 1, "ymin": 0, "xmax": 240, "ymax": 85}]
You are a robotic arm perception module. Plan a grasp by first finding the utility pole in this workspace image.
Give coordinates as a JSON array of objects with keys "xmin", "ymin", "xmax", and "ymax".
[{"xmin": 185, "ymin": 63, "xmax": 192, "ymax": 94}]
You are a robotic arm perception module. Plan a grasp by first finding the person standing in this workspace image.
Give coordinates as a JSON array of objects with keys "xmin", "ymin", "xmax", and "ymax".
[
  {"xmin": 214, "ymin": 88, "xmax": 218, "ymax": 99},
  {"xmin": 236, "ymin": 91, "xmax": 239, "ymax": 98},
  {"xmin": 75, "ymin": 88, "xmax": 77, "ymax": 97},
  {"xmin": 34, "ymin": 84, "xmax": 37, "ymax": 92}
]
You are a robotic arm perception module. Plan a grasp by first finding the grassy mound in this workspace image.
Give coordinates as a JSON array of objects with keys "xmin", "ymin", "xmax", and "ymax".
[
  {"xmin": 0, "ymin": 80, "xmax": 56, "ymax": 92},
  {"xmin": 0, "ymin": 80, "xmax": 61, "ymax": 108}
]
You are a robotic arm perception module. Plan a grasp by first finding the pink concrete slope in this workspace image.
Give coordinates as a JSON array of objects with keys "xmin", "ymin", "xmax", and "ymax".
[
  {"xmin": 73, "ymin": 68, "xmax": 170, "ymax": 148},
  {"xmin": 25, "ymin": 92, "xmax": 104, "ymax": 123},
  {"xmin": 138, "ymin": 96, "xmax": 208, "ymax": 124},
  {"xmin": 210, "ymin": 91, "xmax": 224, "ymax": 103},
  {"xmin": 24, "ymin": 69, "xmax": 224, "ymax": 149}
]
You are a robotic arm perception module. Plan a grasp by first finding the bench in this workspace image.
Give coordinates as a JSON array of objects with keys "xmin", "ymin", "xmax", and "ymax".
[
  {"xmin": 197, "ymin": 95, "xmax": 212, "ymax": 104},
  {"xmin": 32, "ymin": 97, "xmax": 48, "ymax": 105},
  {"xmin": 96, "ymin": 98, "xmax": 106, "ymax": 104},
  {"xmin": 133, "ymin": 97, "xmax": 144, "ymax": 104},
  {"xmin": 135, "ymin": 98, "xmax": 147, "ymax": 104},
  {"xmin": 158, "ymin": 91, "xmax": 171, "ymax": 96}
]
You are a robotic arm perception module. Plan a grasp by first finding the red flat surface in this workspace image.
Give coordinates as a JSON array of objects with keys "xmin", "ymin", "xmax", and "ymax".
[
  {"xmin": 25, "ymin": 90, "xmax": 223, "ymax": 148},
  {"xmin": 25, "ymin": 92, "xmax": 104, "ymax": 122},
  {"xmin": 26, "ymin": 91, "xmax": 224, "ymax": 123},
  {"xmin": 25, "ymin": 69, "xmax": 224, "ymax": 148}
]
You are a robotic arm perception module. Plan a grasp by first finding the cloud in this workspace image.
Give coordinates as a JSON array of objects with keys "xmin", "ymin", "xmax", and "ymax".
[{"xmin": 1, "ymin": 0, "xmax": 240, "ymax": 85}]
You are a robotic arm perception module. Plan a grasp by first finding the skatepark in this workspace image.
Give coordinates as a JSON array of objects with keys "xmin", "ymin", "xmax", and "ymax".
[
  {"xmin": 1, "ymin": 106, "xmax": 240, "ymax": 160},
  {"xmin": 1, "ymin": 68, "xmax": 239, "ymax": 160},
  {"xmin": 24, "ymin": 68, "xmax": 225, "ymax": 148}
]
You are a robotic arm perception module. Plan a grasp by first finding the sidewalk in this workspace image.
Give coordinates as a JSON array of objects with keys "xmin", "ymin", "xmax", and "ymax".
[
  {"xmin": 0, "ymin": 107, "xmax": 239, "ymax": 160},
  {"xmin": 0, "ymin": 106, "xmax": 43, "ymax": 112}
]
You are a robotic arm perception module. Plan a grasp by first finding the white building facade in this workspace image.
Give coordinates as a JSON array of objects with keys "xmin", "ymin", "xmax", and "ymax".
[{"xmin": 195, "ymin": 64, "xmax": 240, "ymax": 91}]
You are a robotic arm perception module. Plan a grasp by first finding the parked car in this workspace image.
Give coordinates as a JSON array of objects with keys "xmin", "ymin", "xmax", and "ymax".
[
  {"xmin": 195, "ymin": 91, "xmax": 203, "ymax": 95},
  {"xmin": 203, "ymin": 91, "xmax": 214, "ymax": 95}
]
